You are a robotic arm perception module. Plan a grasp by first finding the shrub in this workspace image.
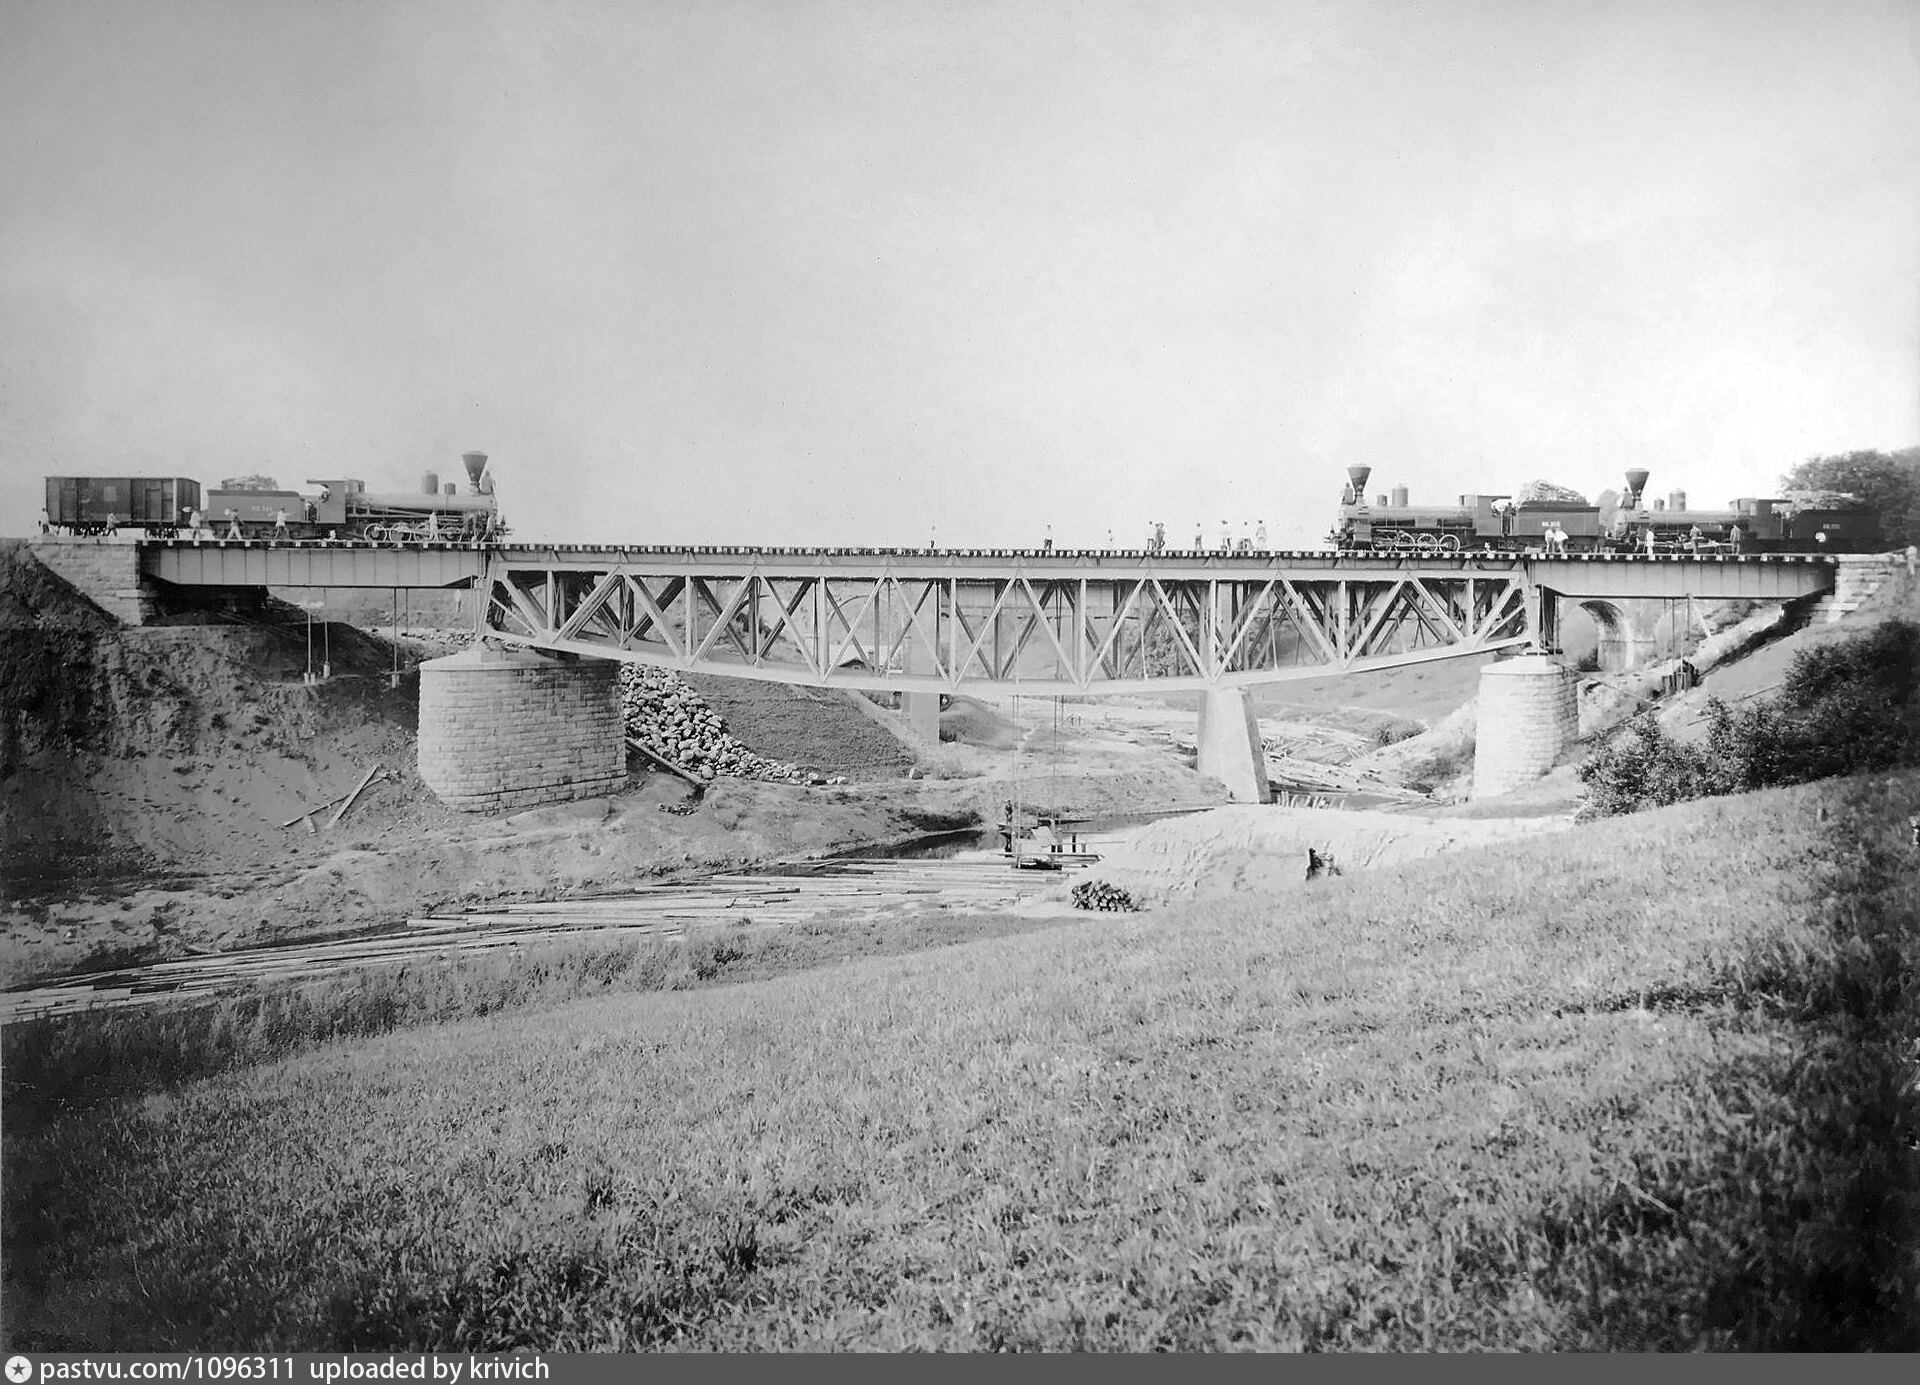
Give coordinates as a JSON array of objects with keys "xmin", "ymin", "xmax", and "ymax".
[
  {"xmin": 1580, "ymin": 620, "xmax": 1920, "ymax": 815},
  {"xmin": 1578, "ymin": 716, "xmax": 1716, "ymax": 817}
]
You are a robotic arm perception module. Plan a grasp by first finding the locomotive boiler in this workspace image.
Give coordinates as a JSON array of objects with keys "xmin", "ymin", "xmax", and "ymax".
[
  {"xmin": 47, "ymin": 451, "xmax": 505, "ymax": 543},
  {"xmin": 1328, "ymin": 464, "xmax": 1880, "ymax": 555}
]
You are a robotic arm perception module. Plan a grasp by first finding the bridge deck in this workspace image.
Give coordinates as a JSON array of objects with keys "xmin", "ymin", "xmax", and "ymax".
[
  {"xmin": 137, "ymin": 536, "xmax": 1835, "ymax": 584},
  {"xmin": 129, "ymin": 539, "xmax": 1837, "ymax": 693}
]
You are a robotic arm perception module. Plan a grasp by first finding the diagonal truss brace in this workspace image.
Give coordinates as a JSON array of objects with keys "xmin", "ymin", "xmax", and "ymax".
[{"xmin": 478, "ymin": 560, "xmax": 1537, "ymax": 692}]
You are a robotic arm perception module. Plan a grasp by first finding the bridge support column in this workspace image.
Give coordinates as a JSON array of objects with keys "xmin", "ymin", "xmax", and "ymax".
[
  {"xmin": 418, "ymin": 645, "xmax": 628, "ymax": 812},
  {"xmin": 1196, "ymin": 688, "xmax": 1272, "ymax": 804},
  {"xmin": 900, "ymin": 691, "xmax": 941, "ymax": 741},
  {"xmin": 1472, "ymin": 655, "xmax": 1575, "ymax": 799}
]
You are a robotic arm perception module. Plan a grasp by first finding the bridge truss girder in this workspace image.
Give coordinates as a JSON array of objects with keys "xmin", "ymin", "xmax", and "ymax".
[{"xmin": 480, "ymin": 561, "xmax": 1534, "ymax": 692}]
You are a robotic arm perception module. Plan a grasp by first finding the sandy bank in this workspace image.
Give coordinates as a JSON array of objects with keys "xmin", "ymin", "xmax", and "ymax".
[{"xmin": 1077, "ymin": 804, "xmax": 1574, "ymax": 907}]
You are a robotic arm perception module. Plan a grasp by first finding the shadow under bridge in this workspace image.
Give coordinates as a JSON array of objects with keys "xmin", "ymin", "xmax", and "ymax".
[{"xmin": 479, "ymin": 549, "xmax": 1539, "ymax": 692}]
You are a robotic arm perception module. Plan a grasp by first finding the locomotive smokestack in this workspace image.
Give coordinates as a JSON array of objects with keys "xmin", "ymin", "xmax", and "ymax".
[
  {"xmin": 1624, "ymin": 469, "xmax": 1650, "ymax": 505},
  {"xmin": 1345, "ymin": 465, "xmax": 1373, "ymax": 505},
  {"xmin": 461, "ymin": 451, "xmax": 489, "ymax": 493}
]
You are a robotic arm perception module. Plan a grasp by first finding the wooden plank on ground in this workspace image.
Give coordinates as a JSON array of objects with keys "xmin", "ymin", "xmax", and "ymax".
[
  {"xmin": 327, "ymin": 765, "xmax": 389, "ymax": 829},
  {"xmin": 627, "ymin": 737, "xmax": 704, "ymax": 786}
]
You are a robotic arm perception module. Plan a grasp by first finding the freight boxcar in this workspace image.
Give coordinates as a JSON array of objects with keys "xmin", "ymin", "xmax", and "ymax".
[{"xmin": 45, "ymin": 477, "xmax": 202, "ymax": 536}]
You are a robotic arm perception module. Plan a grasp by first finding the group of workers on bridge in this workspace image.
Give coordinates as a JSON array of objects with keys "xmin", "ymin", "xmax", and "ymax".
[{"xmin": 1030, "ymin": 520, "xmax": 1275, "ymax": 554}]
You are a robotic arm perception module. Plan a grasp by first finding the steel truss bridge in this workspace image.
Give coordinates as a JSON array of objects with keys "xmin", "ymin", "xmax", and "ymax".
[{"xmin": 135, "ymin": 540, "xmax": 1840, "ymax": 693}]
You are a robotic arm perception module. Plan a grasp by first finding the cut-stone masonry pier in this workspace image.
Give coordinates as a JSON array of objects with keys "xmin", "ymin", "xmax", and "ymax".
[
  {"xmin": 417, "ymin": 645, "xmax": 628, "ymax": 812},
  {"xmin": 1472, "ymin": 655, "xmax": 1576, "ymax": 799}
]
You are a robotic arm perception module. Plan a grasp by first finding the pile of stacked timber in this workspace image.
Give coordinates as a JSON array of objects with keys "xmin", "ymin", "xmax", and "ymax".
[{"xmin": 1070, "ymin": 879, "xmax": 1140, "ymax": 912}]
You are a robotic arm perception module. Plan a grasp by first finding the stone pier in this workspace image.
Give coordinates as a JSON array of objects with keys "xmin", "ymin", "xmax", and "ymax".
[
  {"xmin": 1196, "ymin": 687, "xmax": 1272, "ymax": 804},
  {"xmin": 417, "ymin": 645, "xmax": 628, "ymax": 812},
  {"xmin": 1472, "ymin": 655, "xmax": 1576, "ymax": 799}
]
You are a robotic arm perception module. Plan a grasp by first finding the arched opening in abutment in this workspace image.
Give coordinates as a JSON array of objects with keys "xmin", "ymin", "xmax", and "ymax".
[{"xmin": 1575, "ymin": 599, "xmax": 1651, "ymax": 673}]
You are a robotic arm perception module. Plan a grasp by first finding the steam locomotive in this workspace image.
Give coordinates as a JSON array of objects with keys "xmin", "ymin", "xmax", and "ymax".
[
  {"xmin": 43, "ymin": 451, "xmax": 505, "ymax": 543},
  {"xmin": 1327, "ymin": 465, "xmax": 1882, "ymax": 555}
]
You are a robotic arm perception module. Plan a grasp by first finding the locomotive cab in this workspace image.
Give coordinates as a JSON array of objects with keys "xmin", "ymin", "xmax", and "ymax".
[{"xmin": 306, "ymin": 481, "xmax": 352, "ymax": 527}]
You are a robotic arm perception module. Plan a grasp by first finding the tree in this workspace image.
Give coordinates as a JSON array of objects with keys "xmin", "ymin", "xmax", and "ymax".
[{"xmin": 1779, "ymin": 447, "xmax": 1920, "ymax": 548}]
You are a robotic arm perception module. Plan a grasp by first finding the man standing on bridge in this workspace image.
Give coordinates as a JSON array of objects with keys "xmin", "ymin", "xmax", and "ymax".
[
  {"xmin": 225, "ymin": 508, "xmax": 242, "ymax": 540},
  {"xmin": 274, "ymin": 507, "xmax": 290, "ymax": 542}
]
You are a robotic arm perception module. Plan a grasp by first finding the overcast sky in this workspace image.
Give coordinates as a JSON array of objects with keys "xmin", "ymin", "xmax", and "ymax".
[{"xmin": 3, "ymin": 0, "xmax": 1916, "ymax": 548}]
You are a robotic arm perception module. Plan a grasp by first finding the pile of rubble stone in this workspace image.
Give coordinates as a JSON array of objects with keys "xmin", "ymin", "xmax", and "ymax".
[{"xmin": 619, "ymin": 665, "xmax": 818, "ymax": 783}]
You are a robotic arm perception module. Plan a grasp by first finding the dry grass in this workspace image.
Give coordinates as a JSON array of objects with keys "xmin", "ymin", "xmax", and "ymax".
[{"xmin": 6, "ymin": 770, "xmax": 1918, "ymax": 1350}]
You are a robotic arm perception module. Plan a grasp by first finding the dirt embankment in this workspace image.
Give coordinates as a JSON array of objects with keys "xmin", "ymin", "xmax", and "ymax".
[
  {"xmin": 1071, "ymin": 804, "xmax": 1571, "ymax": 907},
  {"xmin": 5, "ymin": 542, "xmax": 1236, "ymax": 986},
  {"xmin": 686, "ymin": 675, "xmax": 914, "ymax": 777},
  {"xmin": 0, "ymin": 541, "xmax": 979, "ymax": 984}
]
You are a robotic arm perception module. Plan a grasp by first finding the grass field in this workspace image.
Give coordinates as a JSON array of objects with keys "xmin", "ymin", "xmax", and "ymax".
[{"xmin": 6, "ymin": 769, "xmax": 1918, "ymax": 1351}]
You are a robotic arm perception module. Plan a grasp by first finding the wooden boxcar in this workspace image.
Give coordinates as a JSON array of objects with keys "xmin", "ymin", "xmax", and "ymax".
[{"xmin": 45, "ymin": 477, "xmax": 202, "ymax": 535}]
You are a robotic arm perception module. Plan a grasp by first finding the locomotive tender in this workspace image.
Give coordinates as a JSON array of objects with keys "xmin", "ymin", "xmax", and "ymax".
[
  {"xmin": 1328, "ymin": 464, "xmax": 1881, "ymax": 555},
  {"xmin": 44, "ymin": 451, "xmax": 504, "ymax": 543}
]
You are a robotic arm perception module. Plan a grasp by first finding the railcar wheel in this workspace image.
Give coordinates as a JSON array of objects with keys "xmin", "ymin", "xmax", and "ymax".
[
  {"xmin": 1415, "ymin": 533, "xmax": 1440, "ymax": 552},
  {"xmin": 1440, "ymin": 534, "xmax": 1461, "ymax": 553}
]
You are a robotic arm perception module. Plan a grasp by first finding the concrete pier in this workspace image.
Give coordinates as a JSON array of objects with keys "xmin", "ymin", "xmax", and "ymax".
[
  {"xmin": 1472, "ymin": 655, "xmax": 1576, "ymax": 799},
  {"xmin": 417, "ymin": 645, "xmax": 628, "ymax": 812},
  {"xmin": 900, "ymin": 691, "xmax": 942, "ymax": 741},
  {"xmin": 1196, "ymin": 687, "xmax": 1272, "ymax": 804}
]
